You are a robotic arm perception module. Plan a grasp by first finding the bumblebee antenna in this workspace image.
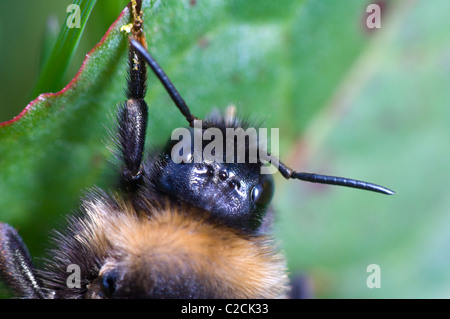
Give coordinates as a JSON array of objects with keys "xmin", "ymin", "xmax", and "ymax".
[
  {"xmin": 131, "ymin": 39, "xmax": 394, "ymax": 195},
  {"xmin": 130, "ymin": 38, "xmax": 198, "ymax": 127},
  {"xmin": 268, "ymin": 155, "xmax": 395, "ymax": 195}
]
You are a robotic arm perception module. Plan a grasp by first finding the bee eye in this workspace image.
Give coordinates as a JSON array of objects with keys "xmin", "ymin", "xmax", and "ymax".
[
  {"xmin": 100, "ymin": 271, "xmax": 118, "ymax": 298},
  {"xmin": 251, "ymin": 176, "xmax": 274, "ymax": 207}
]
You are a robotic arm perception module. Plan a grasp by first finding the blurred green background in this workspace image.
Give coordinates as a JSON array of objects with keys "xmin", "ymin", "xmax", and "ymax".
[{"xmin": 0, "ymin": 0, "xmax": 449, "ymax": 299}]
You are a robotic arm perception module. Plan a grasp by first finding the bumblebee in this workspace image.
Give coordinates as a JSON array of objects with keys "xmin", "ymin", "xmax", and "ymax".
[{"xmin": 0, "ymin": 1, "xmax": 393, "ymax": 299}]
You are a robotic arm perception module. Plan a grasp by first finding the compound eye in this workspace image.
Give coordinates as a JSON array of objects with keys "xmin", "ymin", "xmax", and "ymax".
[
  {"xmin": 251, "ymin": 175, "xmax": 274, "ymax": 207},
  {"xmin": 100, "ymin": 271, "xmax": 119, "ymax": 298}
]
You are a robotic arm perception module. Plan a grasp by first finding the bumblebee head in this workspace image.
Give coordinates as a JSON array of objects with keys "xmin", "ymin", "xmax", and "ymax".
[{"xmin": 150, "ymin": 112, "xmax": 275, "ymax": 233}]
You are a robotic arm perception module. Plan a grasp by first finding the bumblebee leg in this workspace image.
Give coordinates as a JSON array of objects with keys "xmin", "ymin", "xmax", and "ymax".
[
  {"xmin": 117, "ymin": 0, "xmax": 149, "ymax": 184},
  {"xmin": 117, "ymin": 97, "xmax": 148, "ymax": 183},
  {"xmin": 0, "ymin": 223, "xmax": 46, "ymax": 298}
]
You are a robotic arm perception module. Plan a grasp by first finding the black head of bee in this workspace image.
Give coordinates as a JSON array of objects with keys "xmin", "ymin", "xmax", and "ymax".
[
  {"xmin": 143, "ymin": 115, "xmax": 275, "ymax": 234},
  {"xmin": 0, "ymin": 1, "xmax": 394, "ymax": 299}
]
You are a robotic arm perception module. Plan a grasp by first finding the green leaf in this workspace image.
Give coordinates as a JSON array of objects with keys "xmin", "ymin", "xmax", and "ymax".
[
  {"xmin": 1, "ymin": 0, "xmax": 448, "ymax": 298},
  {"xmin": 0, "ymin": 1, "xmax": 129, "ymax": 255}
]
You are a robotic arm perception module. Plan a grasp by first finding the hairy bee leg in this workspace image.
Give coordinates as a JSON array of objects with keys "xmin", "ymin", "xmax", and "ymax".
[
  {"xmin": 0, "ymin": 223, "xmax": 46, "ymax": 298},
  {"xmin": 117, "ymin": 99, "xmax": 148, "ymax": 183},
  {"xmin": 118, "ymin": 11, "xmax": 148, "ymax": 183}
]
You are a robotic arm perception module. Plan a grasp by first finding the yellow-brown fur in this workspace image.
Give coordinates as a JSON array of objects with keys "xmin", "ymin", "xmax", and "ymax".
[{"xmin": 78, "ymin": 195, "xmax": 289, "ymax": 298}]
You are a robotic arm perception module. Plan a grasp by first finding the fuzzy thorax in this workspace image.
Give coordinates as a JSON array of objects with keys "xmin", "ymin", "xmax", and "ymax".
[{"xmin": 45, "ymin": 192, "xmax": 289, "ymax": 298}]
